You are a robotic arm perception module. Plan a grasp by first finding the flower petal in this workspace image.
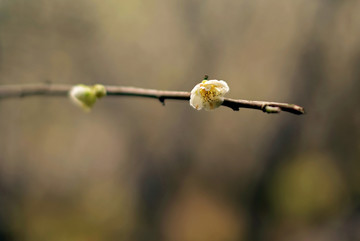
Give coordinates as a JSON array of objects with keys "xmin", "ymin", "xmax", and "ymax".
[
  {"xmin": 190, "ymin": 91, "xmax": 204, "ymax": 110},
  {"xmin": 207, "ymin": 80, "xmax": 229, "ymax": 94}
]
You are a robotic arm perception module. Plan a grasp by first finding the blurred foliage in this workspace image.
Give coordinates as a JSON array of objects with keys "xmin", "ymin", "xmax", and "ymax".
[
  {"xmin": 0, "ymin": 0, "xmax": 360, "ymax": 241},
  {"xmin": 269, "ymin": 152, "xmax": 348, "ymax": 222}
]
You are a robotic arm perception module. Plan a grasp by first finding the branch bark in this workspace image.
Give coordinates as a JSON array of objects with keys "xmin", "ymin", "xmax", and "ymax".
[{"xmin": 0, "ymin": 84, "xmax": 305, "ymax": 115}]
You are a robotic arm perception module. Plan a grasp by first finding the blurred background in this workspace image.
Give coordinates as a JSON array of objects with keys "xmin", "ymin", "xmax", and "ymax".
[{"xmin": 0, "ymin": 0, "xmax": 359, "ymax": 240}]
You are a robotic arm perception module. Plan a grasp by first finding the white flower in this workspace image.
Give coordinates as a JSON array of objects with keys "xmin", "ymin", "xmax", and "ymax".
[
  {"xmin": 69, "ymin": 84, "xmax": 106, "ymax": 112},
  {"xmin": 190, "ymin": 79, "xmax": 229, "ymax": 111}
]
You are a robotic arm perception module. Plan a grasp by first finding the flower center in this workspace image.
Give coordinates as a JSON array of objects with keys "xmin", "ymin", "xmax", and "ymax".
[{"xmin": 199, "ymin": 81, "xmax": 217, "ymax": 101}]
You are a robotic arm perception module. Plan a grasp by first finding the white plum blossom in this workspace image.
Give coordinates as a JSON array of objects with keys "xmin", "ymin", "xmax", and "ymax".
[
  {"xmin": 69, "ymin": 84, "xmax": 106, "ymax": 112},
  {"xmin": 190, "ymin": 79, "xmax": 229, "ymax": 111}
]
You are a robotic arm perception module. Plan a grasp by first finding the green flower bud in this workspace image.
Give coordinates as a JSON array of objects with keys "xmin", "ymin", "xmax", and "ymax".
[
  {"xmin": 93, "ymin": 84, "xmax": 107, "ymax": 98},
  {"xmin": 69, "ymin": 84, "xmax": 107, "ymax": 112}
]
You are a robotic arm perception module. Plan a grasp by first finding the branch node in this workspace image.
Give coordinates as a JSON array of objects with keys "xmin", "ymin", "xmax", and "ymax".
[
  {"xmin": 19, "ymin": 89, "xmax": 25, "ymax": 98},
  {"xmin": 263, "ymin": 105, "xmax": 281, "ymax": 114},
  {"xmin": 159, "ymin": 97, "xmax": 165, "ymax": 106},
  {"xmin": 232, "ymin": 106, "xmax": 240, "ymax": 111}
]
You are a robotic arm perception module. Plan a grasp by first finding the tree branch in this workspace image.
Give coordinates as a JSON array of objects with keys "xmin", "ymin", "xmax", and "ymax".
[{"xmin": 0, "ymin": 84, "xmax": 305, "ymax": 115}]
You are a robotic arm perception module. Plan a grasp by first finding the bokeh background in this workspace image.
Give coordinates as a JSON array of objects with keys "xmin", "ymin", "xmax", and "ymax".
[{"xmin": 0, "ymin": 0, "xmax": 359, "ymax": 240}]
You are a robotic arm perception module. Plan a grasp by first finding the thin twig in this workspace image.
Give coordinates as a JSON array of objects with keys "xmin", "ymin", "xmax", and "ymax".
[{"xmin": 0, "ymin": 84, "xmax": 305, "ymax": 115}]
